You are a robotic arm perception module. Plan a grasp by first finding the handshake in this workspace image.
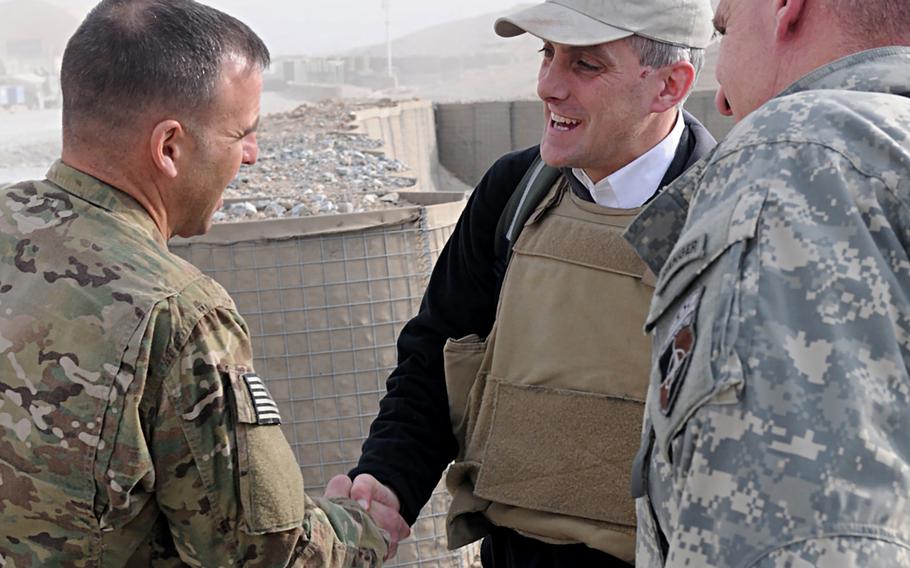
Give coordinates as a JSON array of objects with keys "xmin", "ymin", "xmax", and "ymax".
[{"xmin": 325, "ymin": 473, "xmax": 412, "ymax": 559}]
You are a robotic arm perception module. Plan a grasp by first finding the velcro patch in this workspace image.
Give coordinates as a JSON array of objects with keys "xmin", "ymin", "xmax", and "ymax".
[
  {"xmin": 658, "ymin": 288, "xmax": 703, "ymax": 416},
  {"xmin": 243, "ymin": 373, "xmax": 281, "ymax": 425}
]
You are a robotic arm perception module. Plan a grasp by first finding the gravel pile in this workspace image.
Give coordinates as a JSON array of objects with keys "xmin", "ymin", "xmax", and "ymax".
[{"xmin": 216, "ymin": 100, "xmax": 418, "ymax": 223}]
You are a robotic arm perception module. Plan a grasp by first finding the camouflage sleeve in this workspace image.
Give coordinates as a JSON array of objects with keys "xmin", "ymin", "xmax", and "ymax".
[
  {"xmin": 641, "ymin": 141, "xmax": 910, "ymax": 566},
  {"xmin": 754, "ymin": 537, "xmax": 910, "ymax": 566},
  {"xmin": 151, "ymin": 304, "xmax": 388, "ymax": 566}
]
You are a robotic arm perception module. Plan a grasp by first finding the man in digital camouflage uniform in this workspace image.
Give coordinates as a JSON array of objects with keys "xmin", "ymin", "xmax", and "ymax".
[
  {"xmin": 0, "ymin": 0, "xmax": 402, "ymax": 565},
  {"xmin": 625, "ymin": 0, "xmax": 910, "ymax": 565}
]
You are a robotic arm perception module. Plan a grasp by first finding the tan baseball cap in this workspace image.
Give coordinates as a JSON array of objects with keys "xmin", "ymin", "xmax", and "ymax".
[{"xmin": 494, "ymin": 0, "xmax": 715, "ymax": 49}]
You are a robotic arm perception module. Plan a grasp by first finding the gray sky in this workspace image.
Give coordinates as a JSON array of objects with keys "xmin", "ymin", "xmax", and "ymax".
[
  {"xmin": 29, "ymin": 0, "xmax": 525, "ymax": 56},
  {"xmin": 210, "ymin": 0, "xmax": 525, "ymax": 55}
]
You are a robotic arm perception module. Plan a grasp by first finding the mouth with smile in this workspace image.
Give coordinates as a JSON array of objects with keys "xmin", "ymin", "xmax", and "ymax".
[{"xmin": 549, "ymin": 112, "xmax": 582, "ymax": 132}]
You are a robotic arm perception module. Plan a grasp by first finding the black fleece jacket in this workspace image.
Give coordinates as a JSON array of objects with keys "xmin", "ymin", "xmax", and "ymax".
[{"xmin": 350, "ymin": 112, "xmax": 716, "ymax": 524}]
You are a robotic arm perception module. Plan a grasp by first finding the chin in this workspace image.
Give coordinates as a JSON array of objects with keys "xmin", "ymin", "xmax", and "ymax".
[
  {"xmin": 175, "ymin": 221, "xmax": 211, "ymax": 239},
  {"xmin": 539, "ymin": 144, "xmax": 573, "ymax": 169}
]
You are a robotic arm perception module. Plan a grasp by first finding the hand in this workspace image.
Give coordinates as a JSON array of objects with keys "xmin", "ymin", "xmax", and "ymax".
[{"xmin": 325, "ymin": 473, "xmax": 411, "ymax": 559}]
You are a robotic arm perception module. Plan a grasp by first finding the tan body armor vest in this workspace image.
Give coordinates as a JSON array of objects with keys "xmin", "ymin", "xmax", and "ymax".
[{"xmin": 443, "ymin": 179, "xmax": 655, "ymax": 563}]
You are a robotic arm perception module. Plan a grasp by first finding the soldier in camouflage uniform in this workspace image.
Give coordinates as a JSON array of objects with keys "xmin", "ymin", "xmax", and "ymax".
[
  {"xmin": 0, "ymin": 1, "xmax": 395, "ymax": 566},
  {"xmin": 624, "ymin": 0, "xmax": 910, "ymax": 566}
]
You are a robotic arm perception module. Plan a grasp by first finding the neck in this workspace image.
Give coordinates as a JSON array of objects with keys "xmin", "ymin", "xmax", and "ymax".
[
  {"xmin": 771, "ymin": 7, "xmax": 900, "ymax": 99},
  {"xmin": 61, "ymin": 145, "xmax": 172, "ymax": 240}
]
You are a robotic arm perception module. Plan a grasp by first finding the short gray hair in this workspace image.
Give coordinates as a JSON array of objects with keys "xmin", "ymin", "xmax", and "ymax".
[
  {"xmin": 62, "ymin": 0, "xmax": 270, "ymax": 134},
  {"xmin": 627, "ymin": 35, "xmax": 705, "ymax": 105}
]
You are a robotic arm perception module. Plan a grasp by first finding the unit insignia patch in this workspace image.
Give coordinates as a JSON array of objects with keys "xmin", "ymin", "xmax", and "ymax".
[{"xmin": 658, "ymin": 288, "xmax": 703, "ymax": 416}]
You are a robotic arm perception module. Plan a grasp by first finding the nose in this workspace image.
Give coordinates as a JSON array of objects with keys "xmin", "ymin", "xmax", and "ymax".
[
  {"xmin": 537, "ymin": 55, "xmax": 570, "ymax": 104},
  {"xmin": 242, "ymin": 133, "xmax": 259, "ymax": 165},
  {"xmin": 715, "ymin": 86, "xmax": 733, "ymax": 117}
]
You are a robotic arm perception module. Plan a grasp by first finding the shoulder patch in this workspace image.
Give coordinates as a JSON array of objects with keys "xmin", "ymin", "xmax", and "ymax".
[
  {"xmin": 658, "ymin": 288, "xmax": 703, "ymax": 416},
  {"xmin": 243, "ymin": 373, "xmax": 281, "ymax": 425}
]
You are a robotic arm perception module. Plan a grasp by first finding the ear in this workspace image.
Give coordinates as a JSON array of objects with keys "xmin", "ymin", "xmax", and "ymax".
[
  {"xmin": 775, "ymin": 0, "xmax": 807, "ymax": 41},
  {"xmin": 648, "ymin": 60, "xmax": 696, "ymax": 114},
  {"xmin": 150, "ymin": 119, "xmax": 185, "ymax": 179}
]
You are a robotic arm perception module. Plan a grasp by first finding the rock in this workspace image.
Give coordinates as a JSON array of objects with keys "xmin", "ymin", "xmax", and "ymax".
[
  {"xmin": 228, "ymin": 202, "xmax": 258, "ymax": 218},
  {"xmin": 264, "ymin": 202, "xmax": 287, "ymax": 217},
  {"xmin": 216, "ymin": 100, "xmax": 420, "ymax": 223}
]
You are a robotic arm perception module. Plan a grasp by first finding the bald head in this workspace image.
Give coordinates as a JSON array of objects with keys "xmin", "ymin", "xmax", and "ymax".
[
  {"xmin": 713, "ymin": 0, "xmax": 910, "ymax": 121},
  {"xmin": 61, "ymin": 0, "xmax": 270, "ymax": 143}
]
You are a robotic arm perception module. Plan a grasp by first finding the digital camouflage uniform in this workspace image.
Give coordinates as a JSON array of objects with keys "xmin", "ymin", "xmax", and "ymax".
[
  {"xmin": 625, "ymin": 47, "xmax": 910, "ymax": 567},
  {"xmin": 0, "ymin": 162, "xmax": 388, "ymax": 567}
]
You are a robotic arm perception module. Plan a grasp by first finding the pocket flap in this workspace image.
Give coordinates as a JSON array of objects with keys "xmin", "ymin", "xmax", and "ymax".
[
  {"xmin": 443, "ymin": 333, "xmax": 489, "ymax": 451},
  {"xmin": 651, "ymin": 349, "xmax": 745, "ymax": 463},
  {"xmin": 647, "ymin": 189, "xmax": 766, "ymax": 331},
  {"xmin": 222, "ymin": 366, "xmax": 305, "ymax": 534}
]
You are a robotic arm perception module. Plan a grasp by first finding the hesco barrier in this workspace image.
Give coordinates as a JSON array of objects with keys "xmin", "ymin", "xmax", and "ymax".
[
  {"xmin": 355, "ymin": 100, "xmax": 440, "ymax": 192},
  {"xmin": 171, "ymin": 192, "xmax": 478, "ymax": 567}
]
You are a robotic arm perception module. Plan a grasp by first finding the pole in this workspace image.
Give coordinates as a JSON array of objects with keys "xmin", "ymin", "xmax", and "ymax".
[{"xmin": 382, "ymin": 0, "xmax": 393, "ymax": 79}]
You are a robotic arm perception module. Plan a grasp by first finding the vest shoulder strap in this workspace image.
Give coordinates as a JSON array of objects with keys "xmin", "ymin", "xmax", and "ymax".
[{"xmin": 494, "ymin": 155, "xmax": 561, "ymax": 265}]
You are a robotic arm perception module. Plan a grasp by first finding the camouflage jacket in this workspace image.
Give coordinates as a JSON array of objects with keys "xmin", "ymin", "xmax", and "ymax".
[
  {"xmin": 0, "ymin": 162, "xmax": 387, "ymax": 567},
  {"xmin": 625, "ymin": 47, "xmax": 910, "ymax": 566}
]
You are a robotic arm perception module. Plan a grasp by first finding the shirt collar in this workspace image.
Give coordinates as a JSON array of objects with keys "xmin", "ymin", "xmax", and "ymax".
[
  {"xmin": 45, "ymin": 160, "xmax": 166, "ymax": 246},
  {"xmin": 572, "ymin": 109, "xmax": 685, "ymax": 209}
]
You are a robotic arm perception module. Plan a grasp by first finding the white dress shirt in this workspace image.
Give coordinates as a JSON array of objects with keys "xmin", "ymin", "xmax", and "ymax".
[{"xmin": 572, "ymin": 111, "xmax": 685, "ymax": 209}]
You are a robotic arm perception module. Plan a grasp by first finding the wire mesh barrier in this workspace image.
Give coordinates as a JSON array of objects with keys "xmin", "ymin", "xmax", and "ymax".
[{"xmin": 171, "ymin": 195, "xmax": 479, "ymax": 567}]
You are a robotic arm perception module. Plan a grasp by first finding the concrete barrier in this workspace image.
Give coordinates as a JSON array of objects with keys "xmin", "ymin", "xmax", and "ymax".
[{"xmin": 435, "ymin": 100, "xmax": 538, "ymax": 187}]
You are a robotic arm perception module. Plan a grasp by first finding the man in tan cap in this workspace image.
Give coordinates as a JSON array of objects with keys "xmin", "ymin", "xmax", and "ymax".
[
  {"xmin": 0, "ymin": 1, "xmax": 393, "ymax": 565},
  {"xmin": 329, "ymin": 0, "xmax": 715, "ymax": 565}
]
